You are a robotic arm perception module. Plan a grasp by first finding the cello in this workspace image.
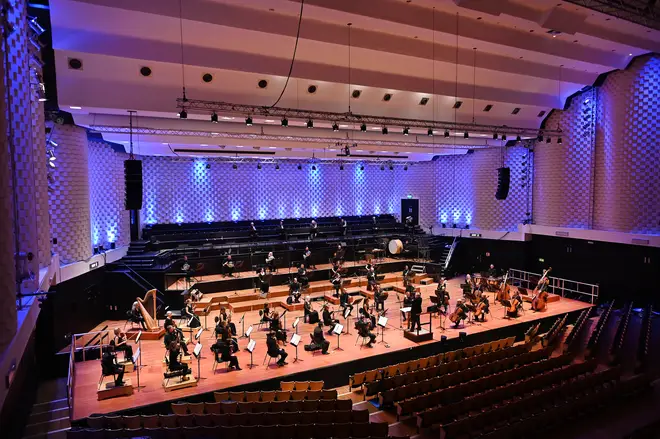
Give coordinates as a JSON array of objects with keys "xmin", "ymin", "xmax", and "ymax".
[
  {"xmin": 495, "ymin": 273, "xmax": 510, "ymax": 303},
  {"xmin": 449, "ymin": 301, "xmax": 468, "ymax": 327},
  {"xmin": 506, "ymin": 291, "xmax": 523, "ymax": 318}
]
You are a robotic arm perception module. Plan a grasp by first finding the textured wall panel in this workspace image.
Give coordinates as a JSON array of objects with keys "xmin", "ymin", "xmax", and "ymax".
[
  {"xmin": 140, "ymin": 158, "xmax": 436, "ymax": 229},
  {"xmin": 49, "ymin": 125, "xmax": 92, "ymax": 263},
  {"xmin": 32, "ymin": 89, "xmax": 50, "ymax": 267},
  {"xmin": 594, "ymin": 55, "xmax": 660, "ymax": 234},
  {"xmin": 433, "ymin": 147, "xmax": 529, "ymax": 231},
  {"xmin": 88, "ymin": 140, "xmax": 131, "ymax": 248}
]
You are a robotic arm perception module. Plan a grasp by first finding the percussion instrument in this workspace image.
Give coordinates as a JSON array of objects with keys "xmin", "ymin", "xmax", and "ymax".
[{"xmin": 388, "ymin": 239, "xmax": 404, "ymax": 255}]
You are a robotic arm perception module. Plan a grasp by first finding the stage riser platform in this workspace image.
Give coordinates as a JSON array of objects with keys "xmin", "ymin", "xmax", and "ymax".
[{"xmin": 72, "ymin": 306, "xmax": 586, "ymax": 423}]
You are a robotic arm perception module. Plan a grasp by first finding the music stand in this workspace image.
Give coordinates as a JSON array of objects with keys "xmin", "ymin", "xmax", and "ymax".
[
  {"xmin": 343, "ymin": 305, "xmax": 353, "ymax": 335},
  {"xmin": 132, "ymin": 347, "xmax": 143, "ymax": 390},
  {"xmin": 202, "ymin": 305, "xmax": 211, "ymax": 330},
  {"xmin": 135, "ymin": 331, "xmax": 146, "ymax": 368},
  {"xmin": 194, "ymin": 328, "xmax": 205, "ymax": 358},
  {"xmin": 193, "ymin": 342, "xmax": 204, "ymax": 381},
  {"xmin": 293, "ymin": 317, "xmax": 300, "ymax": 335},
  {"xmin": 333, "ymin": 323, "xmax": 344, "ymax": 351},
  {"xmin": 377, "ymin": 315, "xmax": 389, "ymax": 348},
  {"xmin": 239, "ymin": 314, "xmax": 246, "ymax": 337},
  {"xmin": 245, "ymin": 325, "xmax": 253, "ymax": 349},
  {"xmin": 400, "ymin": 306, "xmax": 411, "ymax": 330},
  {"xmin": 246, "ymin": 339, "xmax": 256, "ymax": 369},
  {"xmin": 290, "ymin": 333, "xmax": 303, "ymax": 363},
  {"xmin": 501, "ymin": 300, "xmax": 512, "ymax": 319}
]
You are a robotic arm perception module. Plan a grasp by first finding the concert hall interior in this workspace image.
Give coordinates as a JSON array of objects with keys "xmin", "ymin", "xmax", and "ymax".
[{"xmin": 1, "ymin": 1, "xmax": 660, "ymax": 438}]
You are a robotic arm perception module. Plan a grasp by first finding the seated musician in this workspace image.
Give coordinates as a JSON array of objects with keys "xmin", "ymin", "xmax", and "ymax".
[
  {"xmin": 266, "ymin": 252, "xmax": 276, "ymax": 273},
  {"xmin": 331, "ymin": 271, "xmax": 342, "ymax": 298},
  {"xmin": 269, "ymin": 311, "xmax": 286, "ymax": 343},
  {"xmin": 322, "ymin": 304, "xmax": 339, "ymax": 334},
  {"xmin": 111, "ymin": 328, "xmax": 135, "ymax": 364},
  {"xmin": 359, "ymin": 299, "xmax": 376, "ymax": 329},
  {"xmin": 211, "ymin": 336, "xmax": 241, "ymax": 370},
  {"xmin": 303, "ymin": 296, "xmax": 318, "ymax": 324},
  {"xmin": 288, "ymin": 277, "xmax": 302, "ymax": 304},
  {"xmin": 219, "ymin": 307, "xmax": 228, "ymax": 322},
  {"xmin": 223, "ymin": 254, "xmax": 234, "ymax": 277},
  {"xmin": 312, "ymin": 321, "xmax": 331, "ymax": 354},
  {"xmin": 476, "ymin": 295, "xmax": 490, "ymax": 322},
  {"xmin": 164, "ymin": 310, "xmax": 176, "ymax": 331},
  {"xmin": 334, "ymin": 244, "xmax": 344, "ymax": 264},
  {"xmin": 226, "ymin": 314, "xmax": 237, "ymax": 337},
  {"xmin": 218, "ymin": 319, "xmax": 239, "ymax": 354},
  {"xmin": 266, "ymin": 331, "xmax": 288, "ymax": 366},
  {"xmin": 183, "ymin": 298, "xmax": 201, "ymax": 329},
  {"xmin": 465, "ymin": 273, "xmax": 475, "ymax": 292},
  {"xmin": 374, "ymin": 285, "xmax": 386, "ymax": 312},
  {"xmin": 507, "ymin": 290, "xmax": 523, "ymax": 318},
  {"xmin": 101, "ymin": 345, "xmax": 125, "ymax": 387},
  {"xmin": 213, "ymin": 316, "xmax": 224, "ymax": 339},
  {"xmin": 297, "ymin": 264, "xmax": 309, "ymax": 288},
  {"xmin": 366, "ymin": 265, "xmax": 377, "ymax": 291},
  {"xmin": 487, "ymin": 264, "xmax": 497, "ymax": 278},
  {"xmin": 339, "ymin": 288, "xmax": 353, "ymax": 315},
  {"xmin": 260, "ymin": 303, "xmax": 272, "ymax": 324},
  {"xmin": 128, "ymin": 301, "xmax": 147, "ymax": 330},
  {"xmin": 402, "ymin": 265, "xmax": 411, "ymax": 287},
  {"xmin": 164, "ymin": 325, "xmax": 189, "ymax": 355},
  {"xmin": 166, "ymin": 337, "xmax": 190, "ymax": 377},
  {"xmin": 452, "ymin": 300, "xmax": 469, "ymax": 328},
  {"xmin": 356, "ymin": 315, "xmax": 376, "ymax": 347}
]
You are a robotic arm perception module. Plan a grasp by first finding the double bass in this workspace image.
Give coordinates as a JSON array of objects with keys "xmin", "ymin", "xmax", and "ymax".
[
  {"xmin": 495, "ymin": 273, "xmax": 511, "ymax": 303},
  {"xmin": 531, "ymin": 268, "xmax": 552, "ymax": 312}
]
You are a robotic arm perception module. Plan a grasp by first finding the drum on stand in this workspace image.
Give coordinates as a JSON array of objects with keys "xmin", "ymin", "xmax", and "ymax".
[{"xmin": 388, "ymin": 239, "xmax": 404, "ymax": 255}]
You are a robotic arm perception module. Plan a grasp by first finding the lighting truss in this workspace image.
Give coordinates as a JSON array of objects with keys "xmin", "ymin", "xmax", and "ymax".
[
  {"xmin": 562, "ymin": 0, "xmax": 660, "ymax": 30},
  {"xmin": 175, "ymin": 98, "xmax": 562, "ymax": 138},
  {"xmin": 88, "ymin": 125, "xmax": 500, "ymax": 149},
  {"xmin": 171, "ymin": 156, "xmax": 415, "ymax": 166}
]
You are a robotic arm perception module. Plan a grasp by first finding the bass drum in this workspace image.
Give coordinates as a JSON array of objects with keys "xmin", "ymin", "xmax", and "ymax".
[{"xmin": 388, "ymin": 239, "xmax": 404, "ymax": 255}]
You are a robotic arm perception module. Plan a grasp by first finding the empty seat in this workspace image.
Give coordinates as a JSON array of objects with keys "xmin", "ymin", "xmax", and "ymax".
[
  {"xmin": 187, "ymin": 402, "xmax": 204, "ymax": 415},
  {"xmin": 294, "ymin": 381, "xmax": 310, "ymax": 391},
  {"xmin": 308, "ymin": 381, "xmax": 324, "ymax": 391},
  {"xmin": 214, "ymin": 391, "xmax": 229, "ymax": 402},
  {"xmin": 280, "ymin": 381, "xmax": 295, "ymax": 391}
]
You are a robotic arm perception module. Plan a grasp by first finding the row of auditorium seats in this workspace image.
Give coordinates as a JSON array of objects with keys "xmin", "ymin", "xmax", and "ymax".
[
  {"xmin": 637, "ymin": 306, "xmax": 653, "ymax": 373},
  {"xmin": 381, "ymin": 347, "xmax": 548, "ymax": 410},
  {"xmin": 280, "ymin": 380, "xmax": 324, "ymax": 391},
  {"xmin": 368, "ymin": 343, "xmax": 527, "ymax": 399},
  {"xmin": 71, "ymin": 421, "xmax": 391, "ymax": 439},
  {"xmin": 212, "ymin": 388, "xmax": 337, "ymax": 403},
  {"xmin": 610, "ymin": 302, "xmax": 634, "ymax": 364},
  {"xmin": 540, "ymin": 314, "xmax": 568, "ymax": 347},
  {"xmin": 349, "ymin": 336, "xmax": 516, "ymax": 391},
  {"xmin": 176, "ymin": 398, "xmax": 351, "ymax": 415},
  {"xmin": 438, "ymin": 366, "xmax": 623, "ymax": 439},
  {"xmin": 563, "ymin": 308, "xmax": 591, "ymax": 353},
  {"xmin": 586, "ymin": 301, "xmax": 615, "ymax": 358},
  {"xmin": 170, "ymin": 409, "xmax": 368, "ymax": 427},
  {"xmin": 412, "ymin": 354, "xmax": 590, "ymax": 427}
]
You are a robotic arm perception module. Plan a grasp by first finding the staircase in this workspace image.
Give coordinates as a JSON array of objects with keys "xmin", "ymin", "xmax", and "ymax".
[
  {"xmin": 126, "ymin": 240, "xmax": 149, "ymax": 255},
  {"xmin": 21, "ymin": 379, "xmax": 70, "ymax": 439}
]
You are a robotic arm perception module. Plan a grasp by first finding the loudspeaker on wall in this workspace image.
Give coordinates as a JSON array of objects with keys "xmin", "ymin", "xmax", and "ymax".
[
  {"xmin": 496, "ymin": 167, "xmax": 510, "ymax": 200},
  {"xmin": 124, "ymin": 160, "xmax": 143, "ymax": 210}
]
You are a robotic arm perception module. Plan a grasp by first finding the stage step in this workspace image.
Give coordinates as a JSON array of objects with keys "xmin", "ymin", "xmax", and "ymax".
[
  {"xmin": 21, "ymin": 379, "xmax": 71, "ymax": 439},
  {"xmin": 97, "ymin": 378, "xmax": 134, "ymax": 401},
  {"xmin": 419, "ymin": 277, "xmax": 434, "ymax": 285}
]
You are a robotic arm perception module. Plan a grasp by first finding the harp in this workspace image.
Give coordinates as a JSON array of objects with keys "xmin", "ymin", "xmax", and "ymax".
[{"xmin": 136, "ymin": 289, "xmax": 159, "ymax": 331}]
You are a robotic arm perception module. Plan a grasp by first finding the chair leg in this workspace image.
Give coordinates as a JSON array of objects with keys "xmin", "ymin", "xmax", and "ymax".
[{"xmin": 263, "ymin": 353, "xmax": 268, "ymax": 365}]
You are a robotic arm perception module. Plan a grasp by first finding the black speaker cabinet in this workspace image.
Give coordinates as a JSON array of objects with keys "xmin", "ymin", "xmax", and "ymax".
[
  {"xmin": 124, "ymin": 160, "xmax": 143, "ymax": 210},
  {"xmin": 496, "ymin": 167, "xmax": 510, "ymax": 200}
]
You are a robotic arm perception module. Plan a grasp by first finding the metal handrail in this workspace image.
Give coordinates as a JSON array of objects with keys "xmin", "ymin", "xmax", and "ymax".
[
  {"xmin": 507, "ymin": 268, "xmax": 599, "ymax": 304},
  {"xmin": 72, "ymin": 329, "xmax": 112, "ymax": 362},
  {"xmin": 444, "ymin": 237, "xmax": 458, "ymax": 270},
  {"xmin": 67, "ymin": 340, "xmax": 74, "ymax": 420},
  {"xmin": 120, "ymin": 263, "xmax": 160, "ymax": 293}
]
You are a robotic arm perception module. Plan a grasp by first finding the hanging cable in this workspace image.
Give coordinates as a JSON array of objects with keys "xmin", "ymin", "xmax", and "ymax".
[
  {"xmin": 472, "ymin": 48, "xmax": 476, "ymax": 124},
  {"xmin": 178, "ymin": 0, "xmax": 187, "ymax": 101},
  {"xmin": 348, "ymin": 22, "xmax": 352, "ymax": 113},
  {"xmin": 268, "ymin": 0, "xmax": 305, "ymax": 108}
]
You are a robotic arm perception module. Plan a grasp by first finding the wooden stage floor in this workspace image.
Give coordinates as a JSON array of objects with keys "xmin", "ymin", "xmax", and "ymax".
[{"xmin": 71, "ymin": 277, "xmax": 591, "ymax": 420}]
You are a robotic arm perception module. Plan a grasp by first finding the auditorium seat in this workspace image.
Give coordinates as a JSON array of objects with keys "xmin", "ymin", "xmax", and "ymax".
[
  {"xmin": 280, "ymin": 381, "xmax": 295, "ymax": 391},
  {"xmin": 187, "ymin": 402, "xmax": 205, "ymax": 414},
  {"xmin": 141, "ymin": 414, "xmax": 159, "ymax": 428},
  {"xmin": 245, "ymin": 391, "xmax": 261, "ymax": 402}
]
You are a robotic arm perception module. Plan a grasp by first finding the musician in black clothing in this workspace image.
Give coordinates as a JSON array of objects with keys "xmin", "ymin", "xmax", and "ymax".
[
  {"xmin": 401, "ymin": 289, "xmax": 414, "ymax": 324},
  {"xmin": 266, "ymin": 332, "xmax": 288, "ymax": 366},
  {"xmin": 303, "ymin": 296, "xmax": 317, "ymax": 324},
  {"xmin": 164, "ymin": 311, "xmax": 175, "ymax": 331},
  {"xmin": 339, "ymin": 288, "xmax": 353, "ymax": 315},
  {"xmin": 218, "ymin": 307, "xmax": 229, "ymax": 322},
  {"xmin": 226, "ymin": 315, "xmax": 237, "ymax": 337},
  {"xmin": 405, "ymin": 215, "xmax": 414, "ymax": 234},
  {"xmin": 340, "ymin": 217, "xmax": 347, "ymax": 236},
  {"xmin": 288, "ymin": 277, "xmax": 302, "ymax": 304},
  {"xmin": 213, "ymin": 316, "xmax": 224, "ymax": 339},
  {"xmin": 166, "ymin": 338, "xmax": 189, "ymax": 375},
  {"xmin": 331, "ymin": 271, "xmax": 342, "ymax": 298},
  {"xmin": 488, "ymin": 264, "xmax": 497, "ymax": 278},
  {"xmin": 266, "ymin": 252, "xmax": 276, "ymax": 274},
  {"xmin": 164, "ymin": 325, "xmax": 189, "ymax": 355},
  {"xmin": 402, "ymin": 265, "xmax": 411, "ymax": 287},
  {"xmin": 312, "ymin": 322, "xmax": 331, "ymax": 354},
  {"xmin": 435, "ymin": 282, "xmax": 450, "ymax": 314},
  {"xmin": 366, "ymin": 264, "xmax": 377, "ymax": 291},
  {"xmin": 409, "ymin": 292, "xmax": 423, "ymax": 332},
  {"xmin": 269, "ymin": 311, "xmax": 287, "ymax": 343},
  {"xmin": 223, "ymin": 255, "xmax": 234, "ymax": 277},
  {"xmin": 322, "ymin": 305, "xmax": 339, "ymax": 334},
  {"xmin": 359, "ymin": 299, "xmax": 376, "ymax": 329},
  {"xmin": 111, "ymin": 328, "xmax": 134, "ymax": 364},
  {"xmin": 476, "ymin": 295, "xmax": 490, "ymax": 322},
  {"xmin": 101, "ymin": 345, "xmax": 125, "ymax": 387},
  {"xmin": 211, "ymin": 337, "xmax": 241, "ymax": 370},
  {"xmin": 279, "ymin": 220, "xmax": 286, "ymax": 240},
  {"xmin": 258, "ymin": 268, "xmax": 269, "ymax": 297},
  {"xmin": 334, "ymin": 244, "xmax": 344, "ymax": 264},
  {"xmin": 297, "ymin": 264, "xmax": 309, "ymax": 288},
  {"xmin": 129, "ymin": 301, "xmax": 147, "ymax": 330},
  {"xmin": 374, "ymin": 285, "xmax": 386, "ymax": 312},
  {"xmin": 303, "ymin": 247, "xmax": 314, "ymax": 269},
  {"xmin": 183, "ymin": 298, "xmax": 201, "ymax": 329},
  {"xmin": 356, "ymin": 316, "xmax": 376, "ymax": 347},
  {"xmin": 249, "ymin": 222, "xmax": 258, "ymax": 241},
  {"xmin": 260, "ymin": 303, "xmax": 272, "ymax": 324}
]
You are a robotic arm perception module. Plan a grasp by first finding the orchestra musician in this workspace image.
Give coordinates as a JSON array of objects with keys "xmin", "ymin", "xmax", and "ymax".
[
  {"xmin": 166, "ymin": 335, "xmax": 190, "ymax": 376},
  {"xmin": 211, "ymin": 336, "xmax": 241, "ymax": 370},
  {"xmin": 488, "ymin": 264, "xmax": 497, "ymax": 278},
  {"xmin": 409, "ymin": 292, "xmax": 423, "ymax": 332},
  {"xmin": 266, "ymin": 331, "xmax": 288, "ymax": 366},
  {"xmin": 164, "ymin": 324, "xmax": 189, "ymax": 356},
  {"xmin": 183, "ymin": 298, "xmax": 201, "ymax": 329},
  {"xmin": 402, "ymin": 265, "xmax": 412, "ymax": 287},
  {"xmin": 334, "ymin": 244, "xmax": 345, "ymax": 265},
  {"xmin": 218, "ymin": 306, "xmax": 229, "ymax": 322},
  {"xmin": 356, "ymin": 315, "xmax": 376, "ymax": 347},
  {"xmin": 435, "ymin": 281, "xmax": 450, "ymax": 314},
  {"xmin": 249, "ymin": 222, "xmax": 258, "ymax": 241},
  {"xmin": 339, "ymin": 288, "xmax": 354, "ymax": 315},
  {"xmin": 309, "ymin": 220, "xmax": 318, "ymax": 240},
  {"xmin": 258, "ymin": 268, "xmax": 270, "ymax": 297},
  {"xmin": 359, "ymin": 298, "xmax": 376, "ymax": 329},
  {"xmin": 322, "ymin": 304, "xmax": 339, "ymax": 334},
  {"xmin": 507, "ymin": 290, "xmax": 523, "ymax": 318},
  {"xmin": 269, "ymin": 311, "xmax": 287, "ymax": 343},
  {"xmin": 129, "ymin": 301, "xmax": 147, "ymax": 330},
  {"xmin": 260, "ymin": 303, "xmax": 272, "ymax": 324},
  {"xmin": 279, "ymin": 220, "xmax": 286, "ymax": 240},
  {"xmin": 374, "ymin": 284, "xmax": 386, "ymax": 312},
  {"xmin": 312, "ymin": 321, "xmax": 331, "ymax": 354},
  {"xmin": 331, "ymin": 270, "xmax": 342, "ymax": 298},
  {"xmin": 366, "ymin": 264, "xmax": 378, "ymax": 291},
  {"xmin": 223, "ymin": 254, "xmax": 234, "ymax": 277},
  {"xmin": 465, "ymin": 274, "xmax": 475, "ymax": 292},
  {"xmin": 288, "ymin": 277, "xmax": 302, "ymax": 304},
  {"xmin": 340, "ymin": 217, "xmax": 348, "ymax": 236},
  {"xmin": 405, "ymin": 215, "xmax": 414, "ymax": 234},
  {"xmin": 304, "ymin": 296, "xmax": 319, "ymax": 324},
  {"xmin": 164, "ymin": 310, "xmax": 176, "ymax": 331},
  {"xmin": 401, "ymin": 287, "xmax": 414, "ymax": 324},
  {"xmin": 297, "ymin": 264, "xmax": 309, "ymax": 288},
  {"xmin": 111, "ymin": 328, "xmax": 135, "ymax": 364},
  {"xmin": 449, "ymin": 300, "xmax": 469, "ymax": 328},
  {"xmin": 475, "ymin": 295, "xmax": 490, "ymax": 322},
  {"xmin": 303, "ymin": 246, "xmax": 314, "ymax": 269},
  {"xmin": 101, "ymin": 344, "xmax": 125, "ymax": 387},
  {"xmin": 213, "ymin": 316, "xmax": 224, "ymax": 339},
  {"xmin": 217, "ymin": 319, "xmax": 239, "ymax": 353},
  {"xmin": 266, "ymin": 252, "xmax": 276, "ymax": 273}
]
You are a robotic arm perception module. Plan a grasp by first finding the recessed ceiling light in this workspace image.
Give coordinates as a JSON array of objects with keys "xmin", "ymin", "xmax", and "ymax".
[
  {"xmin": 371, "ymin": 127, "xmax": 380, "ymax": 130},
  {"xmin": 236, "ymin": 146, "xmax": 244, "ymax": 148},
  {"xmin": 265, "ymin": 119, "xmax": 275, "ymax": 123},
  {"xmin": 339, "ymin": 124, "xmax": 349, "ymax": 128},
  {"xmin": 70, "ymin": 106, "xmax": 82, "ymax": 110},
  {"xmin": 221, "ymin": 116, "xmax": 234, "ymax": 120},
  {"xmin": 200, "ymin": 144, "xmax": 208, "ymax": 146},
  {"xmin": 268, "ymin": 147, "xmax": 277, "ymax": 149}
]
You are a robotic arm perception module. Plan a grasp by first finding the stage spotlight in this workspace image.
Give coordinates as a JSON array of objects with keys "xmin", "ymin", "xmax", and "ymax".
[
  {"xmin": 275, "ymin": 164, "xmax": 280, "ymax": 170},
  {"xmin": 546, "ymin": 137, "xmax": 551, "ymax": 143},
  {"xmin": 360, "ymin": 123, "xmax": 367, "ymax": 132},
  {"xmin": 206, "ymin": 163, "xmax": 211, "ymax": 170},
  {"xmin": 464, "ymin": 131, "xmax": 469, "ymax": 139},
  {"xmin": 382, "ymin": 127, "xmax": 388, "ymax": 135},
  {"xmin": 444, "ymin": 130, "xmax": 450, "ymax": 138},
  {"xmin": 281, "ymin": 117, "xmax": 288, "ymax": 127},
  {"xmin": 452, "ymin": 224, "xmax": 457, "ymax": 228},
  {"xmin": 360, "ymin": 165, "xmax": 364, "ymax": 171},
  {"xmin": 257, "ymin": 163, "xmax": 262, "ymax": 170},
  {"xmin": 403, "ymin": 127, "xmax": 409, "ymax": 136},
  {"xmin": 380, "ymin": 165, "xmax": 385, "ymax": 171},
  {"xmin": 441, "ymin": 335, "xmax": 447, "ymax": 342},
  {"xmin": 297, "ymin": 164, "xmax": 302, "ymax": 170},
  {"xmin": 537, "ymin": 133, "xmax": 543, "ymax": 142},
  {"xmin": 493, "ymin": 133, "xmax": 498, "ymax": 140},
  {"xmin": 245, "ymin": 116, "xmax": 253, "ymax": 126},
  {"xmin": 501, "ymin": 134, "xmax": 506, "ymax": 141},
  {"xmin": 459, "ymin": 331, "xmax": 467, "ymax": 342},
  {"xmin": 312, "ymin": 165, "xmax": 317, "ymax": 170},
  {"xmin": 178, "ymin": 109, "xmax": 187, "ymax": 119},
  {"xmin": 516, "ymin": 135, "xmax": 522, "ymax": 142},
  {"xmin": 442, "ymin": 223, "xmax": 446, "ymax": 228},
  {"xmin": 427, "ymin": 128, "xmax": 434, "ymax": 136},
  {"xmin": 465, "ymin": 224, "xmax": 469, "ymax": 229},
  {"xmin": 306, "ymin": 119, "xmax": 314, "ymax": 128},
  {"xmin": 389, "ymin": 165, "xmax": 394, "ymax": 170},
  {"xmin": 404, "ymin": 165, "xmax": 408, "ymax": 171},
  {"xmin": 332, "ymin": 123, "xmax": 339, "ymax": 132},
  {"xmin": 557, "ymin": 137, "xmax": 562, "ymax": 144},
  {"xmin": 339, "ymin": 164, "xmax": 344, "ymax": 170},
  {"xmin": 344, "ymin": 145, "xmax": 351, "ymax": 156},
  {"xmin": 232, "ymin": 163, "xmax": 237, "ymax": 169},
  {"xmin": 210, "ymin": 112, "xmax": 218, "ymax": 123}
]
